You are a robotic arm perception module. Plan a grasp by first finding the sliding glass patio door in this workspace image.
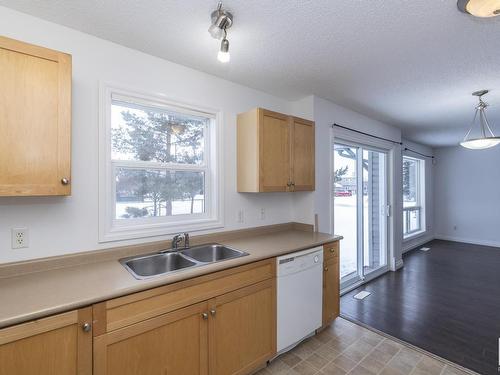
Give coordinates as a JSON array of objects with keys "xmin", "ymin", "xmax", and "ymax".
[{"xmin": 333, "ymin": 142, "xmax": 389, "ymax": 291}]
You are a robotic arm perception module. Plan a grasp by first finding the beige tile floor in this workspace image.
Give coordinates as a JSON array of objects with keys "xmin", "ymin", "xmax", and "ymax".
[{"xmin": 255, "ymin": 318, "xmax": 474, "ymax": 375}]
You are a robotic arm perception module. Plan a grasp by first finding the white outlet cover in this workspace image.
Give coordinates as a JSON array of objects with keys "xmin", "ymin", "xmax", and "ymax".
[{"xmin": 11, "ymin": 228, "xmax": 28, "ymax": 249}]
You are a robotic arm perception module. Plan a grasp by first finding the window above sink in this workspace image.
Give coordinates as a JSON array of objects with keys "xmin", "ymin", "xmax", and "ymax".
[{"xmin": 99, "ymin": 84, "xmax": 224, "ymax": 242}]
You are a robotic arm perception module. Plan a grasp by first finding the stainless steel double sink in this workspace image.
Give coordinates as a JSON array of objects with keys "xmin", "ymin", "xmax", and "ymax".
[{"xmin": 120, "ymin": 243, "xmax": 249, "ymax": 280}]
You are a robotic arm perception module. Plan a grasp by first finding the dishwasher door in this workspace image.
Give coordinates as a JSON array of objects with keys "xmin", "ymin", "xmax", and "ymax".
[{"xmin": 276, "ymin": 247, "xmax": 323, "ymax": 353}]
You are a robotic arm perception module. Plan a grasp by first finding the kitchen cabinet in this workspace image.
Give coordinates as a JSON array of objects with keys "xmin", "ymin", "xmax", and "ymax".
[
  {"xmin": 0, "ymin": 308, "xmax": 92, "ymax": 375},
  {"xmin": 209, "ymin": 280, "xmax": 276, "ymax": 375},
  {"xmin": 0, "ymin": 36, "xmax": 72, "ymax": 196},
  {"xmin": 322, "ymin": 241, "xmax": 340, "ymax": 326},
  {"xmin": 92, "ymin": 259, "xmax": 276, "ymax": 375},
  {"xmin": 237, "ymin": 108, "xmax": 315, "ymax": 192},
  {"xmin": 93, "ymin": 302, "xmax": 209, "ymax": 375}
]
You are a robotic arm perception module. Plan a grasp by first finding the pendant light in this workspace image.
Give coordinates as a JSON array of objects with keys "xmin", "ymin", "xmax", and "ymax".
[
  {"xmin": 457, "ymin": 0, "xmax": 500, "ymax": 18},
  {"xmin": 460, "ymin": 90, "xmax": 500, "ymax": 150}
]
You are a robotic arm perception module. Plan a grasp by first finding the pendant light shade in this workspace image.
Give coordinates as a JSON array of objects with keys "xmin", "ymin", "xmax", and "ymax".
[
  {"xmin": 457, "ymin": 0, "xmax": 500, "ymax": 18},
  {"xmin": 460, "ymin": 90, "xmax": 500, "ymax": 150}
]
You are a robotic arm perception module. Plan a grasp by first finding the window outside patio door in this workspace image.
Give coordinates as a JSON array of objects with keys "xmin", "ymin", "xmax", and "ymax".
[{"xmin": 333, "ymin": 142, "xmax": 389, "ymax": 292}]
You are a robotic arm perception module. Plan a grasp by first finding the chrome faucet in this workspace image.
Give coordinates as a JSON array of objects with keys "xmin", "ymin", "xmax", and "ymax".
[{"xmin": 171, "ymin": 232, "xmax": 190, "ymax": 251}]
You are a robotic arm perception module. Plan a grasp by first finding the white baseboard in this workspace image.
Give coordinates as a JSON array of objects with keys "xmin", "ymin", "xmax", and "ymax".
[
  {"xmin": 434, "ymin": 234, "xmax": 500, "ymax": 249},
  {"xmin": 390, "ymin": 257, "xmax": 404, "ymax": 271},
  {"xmin": 395, "ymin": 258, "xmax": 404, "ymax": 270},
  {"xmin": 402, "ymin": 235, "xmax": 435, "ymax": 253}
]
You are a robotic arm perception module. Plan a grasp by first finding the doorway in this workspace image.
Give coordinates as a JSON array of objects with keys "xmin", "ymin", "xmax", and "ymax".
[{"xmin": 333, "ymin": 142, "xmax": 389, "ymax": 291}]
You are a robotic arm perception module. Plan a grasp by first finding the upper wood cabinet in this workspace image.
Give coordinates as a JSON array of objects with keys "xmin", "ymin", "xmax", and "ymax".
[
  {"xmin": 0, "ymin": 308, "xmax": 92, "ymax": 375},
  {"xmin": 0, "ymin": 36, "xmax": 72, "ymax": 196},
  {"xmin": 237, "ymin": 108, "xmax": 315, "ymax": 192}
]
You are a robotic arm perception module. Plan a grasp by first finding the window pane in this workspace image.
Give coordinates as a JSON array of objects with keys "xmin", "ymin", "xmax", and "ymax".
[
  {"xmin": 115, "ymin": 168, "xmax": 205, "ymax": 219},
  {"xmin": 409, "ymin": 209, "xmax": 421, "ymax": 232},
  {"xmin": 403, "ymin": 208, "xmax": 421, "ymax": 235},
  {"xmin": 402, "ymin": 157, "xmax": 418, "ymax": 207},
  {"xmin": 111, "ymin": 100, "xmax": 207, "ymax": 164}
]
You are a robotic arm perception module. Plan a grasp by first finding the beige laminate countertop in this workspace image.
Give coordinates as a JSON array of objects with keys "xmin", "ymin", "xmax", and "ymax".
[{"xmin": 0, "ymin": 229, "xmax": 341, "ymax": 329}]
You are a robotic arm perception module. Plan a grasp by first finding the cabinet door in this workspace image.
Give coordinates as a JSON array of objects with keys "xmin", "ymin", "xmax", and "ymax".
[
  {"xmin": 94, "ymin": 301, "xmax": 208, "ymax": 375},
  {"xmin": 209, "ymin": 279, "xmax": 276, "ymax": 375},
  {"xmin": 259, "ymin": 110, "xmax": 291, "ymax": 192},
  {"xmin": 291, "ymin": 117, "xmax": 315, "ymax": 191},
  {"xmin": 0, "ymin": 36, "xmax": 71, "ymax": 196},
  {"xmin": 323, "ymin": 257, "xmax": 340, "ymax": 326},
  {"xmin": 0, "ymin": 308, "xmax": 92, "ymax": 375}
]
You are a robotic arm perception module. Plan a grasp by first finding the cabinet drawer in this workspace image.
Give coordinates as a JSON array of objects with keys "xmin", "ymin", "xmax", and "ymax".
[
  {"xmin": 94, "ymin": 259, "xmax": 275, "ymax": 333},
  {"xmin": 323, "ymin": 241, "xmax": 339, "ymax": 261}
]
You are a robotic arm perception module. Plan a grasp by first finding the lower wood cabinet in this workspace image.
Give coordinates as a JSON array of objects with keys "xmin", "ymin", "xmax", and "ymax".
[
  {"xmin": 94, "ymin": 279, "xmax": 276, "ymax": 375},
  {"xmin": 210, "ymin": 279, "xmax": 276, "ymax": 375},
  {"xmin": 0, "ymin": 308, "xmax": 92, "ymax": 375},
  {"xmin": 93, "ymin": 259, "xmax": 277, "ymax": 375},
  {"xmin": 94, "ymin": 302, "xmax": 209, "ymax": 375},
  {"xmin": 323, "ymin": 242, "xmax": 340, "ymax": 326}
]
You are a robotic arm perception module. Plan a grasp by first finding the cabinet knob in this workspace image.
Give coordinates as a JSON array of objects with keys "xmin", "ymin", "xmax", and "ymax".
[
  {"xmin": 202, "ymin": 312, "xmax": 208, "ymax": 320},
  {"xmin": 61, "ymin": 178, "xmax": 70, "ymax": 185},
  {"xmin": 324, "ymin": 266, "xmax": 329, "ymax": 271},
  {"xmin": 210, "ymin": 309, "xmax": 216, "ymax": 317},
  {"xmin": 82, "ymin": 322, "xmax": 92, "ymax": 332},
  {"xmin": 329, "ymin": 248, "xmax": 335, "ymax": 254}
]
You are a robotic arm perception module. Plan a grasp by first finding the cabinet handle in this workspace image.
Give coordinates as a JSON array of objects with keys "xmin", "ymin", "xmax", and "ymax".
[
  {"xmin": 202, "ymin": 312, "xmax": 208, "ymax": 320},
  {"xmin": 329, "ymin": 248, "xmax": 335, "ymax": 254},
  {"xmin": 61, "ymin": 178, "xmax": 70, "ymax": 185},
  {"xmin": 286, "ymin": 181, "xmax": 292, "ymax": 187},
  {"xmin": 210, "ymin": 309, "xmax": 216, "ymax": 317},
  {"xmin": 324, "ymin": 266, "xmax": 329, "ymax": 271},
  {"xmin": 82, "ymin": 322, "xmax": 92, "ymax": 332}
]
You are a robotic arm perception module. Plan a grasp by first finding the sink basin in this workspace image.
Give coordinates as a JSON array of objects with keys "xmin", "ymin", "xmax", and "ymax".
[
  {"xmin": 120, "ymin": 243, "xmax": 248, "ymax": 280},
  {"xmin": 121, "ymin": 252, "xmax": 196, "ymax": 279},
  {"xmin": 180, "ymin": 244, "xmax": 248, "ymax": 263}
]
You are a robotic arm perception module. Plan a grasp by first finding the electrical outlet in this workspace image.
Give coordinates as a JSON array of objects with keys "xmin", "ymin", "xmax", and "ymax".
[
  {"xmin": 237, "ymin": 209, "xmax": 244, "ymax": 223},
  {"xmin": 260, "ymin": 208, "xmax": 266, "ymax": 220},
  {"xmin": 11, "ymin": 228, "xmax": 28, "ymax": 249}
]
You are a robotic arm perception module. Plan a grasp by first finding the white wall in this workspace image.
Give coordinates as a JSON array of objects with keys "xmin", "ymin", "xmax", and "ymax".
[
  {"xmin": 402, "ymin": 139, "xmax": 435, "ymax": 252},
  {"xmin": 291, "ymin": 96, "xmax": 405, "ymax": 270},
  {"xmin": 0, "ymin": 6, "xmax": 433, "ymax": 267},
  {"xmin": 434, "ymin": 146, "xmax": 500, "ymax": 247},
  {"xmin": 0, "ymin": 6, "xmax": 297, "ymax": 263}
]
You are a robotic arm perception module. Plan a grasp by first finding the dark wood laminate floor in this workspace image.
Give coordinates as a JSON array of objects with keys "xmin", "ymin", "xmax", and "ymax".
[{"xmin": 341, "ymin": 240, "xmax": 500, "ymax": 375}]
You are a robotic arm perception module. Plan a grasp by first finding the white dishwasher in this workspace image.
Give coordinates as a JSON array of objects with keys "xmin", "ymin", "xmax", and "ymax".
[{"xmin": 276, "ymin": 246, "xmax": 323, "ymax": 353}]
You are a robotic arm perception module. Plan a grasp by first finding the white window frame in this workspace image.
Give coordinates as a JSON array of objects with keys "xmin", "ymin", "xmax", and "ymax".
[
  {"xmin": 402, "ymin": 156, "xmax": 425, "ymax": 239},
  {"xmin": 99, "ymin": 83, "xmax": 224, "ymax": 242}
]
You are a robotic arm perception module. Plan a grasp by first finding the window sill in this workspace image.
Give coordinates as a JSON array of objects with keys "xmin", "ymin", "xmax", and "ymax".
[
  {"xmin": 99, "ymin": 218, "xmax": 224, "ymax": 243},
  {"xmin": 403, "ymin": 230, "xmax": 427, "ymax": 242}
]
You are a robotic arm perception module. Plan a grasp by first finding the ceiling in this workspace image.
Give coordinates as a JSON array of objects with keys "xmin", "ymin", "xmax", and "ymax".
[{"xmin": 2, "ymin": 0, "xmax": 500, "ymax": 147}]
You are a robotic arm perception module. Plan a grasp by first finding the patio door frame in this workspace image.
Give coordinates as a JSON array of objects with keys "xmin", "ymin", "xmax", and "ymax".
[{"xmin": 332, "ymin": 130, "xmax": 395, "ymax": 294}]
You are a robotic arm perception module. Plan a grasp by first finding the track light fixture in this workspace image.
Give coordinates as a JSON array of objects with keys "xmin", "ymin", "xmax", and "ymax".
[{"xmin": 208, "ymin": 2, "xmax": 233, "ymax": 63}]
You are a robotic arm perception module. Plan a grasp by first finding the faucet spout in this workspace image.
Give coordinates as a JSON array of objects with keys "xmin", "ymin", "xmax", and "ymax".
[{"xmin": 171, "ymin": 232, "xmax": 190, "ymax": 251}]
